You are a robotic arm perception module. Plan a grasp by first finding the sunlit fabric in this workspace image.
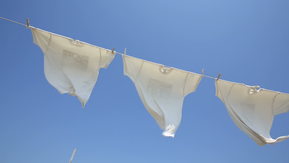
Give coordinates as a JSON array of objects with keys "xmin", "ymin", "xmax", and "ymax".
[
  {"xmin": 216, "ymin": 79, "xmax": 289, "ymax": 145},
  {"xmin": 31, "ymin": 27, "xmax": 115, "ymax": 107},
  {"xmin": 123, "ymin": 55, "xmax": 202, "ymax": 137}
]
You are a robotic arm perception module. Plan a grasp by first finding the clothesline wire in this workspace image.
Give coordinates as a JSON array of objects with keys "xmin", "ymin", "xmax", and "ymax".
[
  {"xmin": 113, "ymin": 49, "xmax": 219, "ymax": 80},
  {"xmin": 0, "ymin": 16, "xmax": 26, "ymax": 27},
  {"xmin": 0, "ymin": 16, "xmax": 220, "ymax": 80}
]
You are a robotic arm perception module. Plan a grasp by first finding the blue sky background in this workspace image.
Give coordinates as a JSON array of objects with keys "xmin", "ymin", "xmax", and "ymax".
[{"xmin": 1, "ymin": 0, "xmax": 289, "ymax": 162}]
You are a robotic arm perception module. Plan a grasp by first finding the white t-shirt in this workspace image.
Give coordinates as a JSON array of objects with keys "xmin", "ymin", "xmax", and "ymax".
[
  {"xmin": 216, "ymin": 79, "xmax": 289, "ymax": 145},
  {"xmin": 31, "ymin": 27, "xmax": 115, "ymax": 107},
  {"xmin": 123, "ymin": 55, "xmax": 202, "ymax": 137}
]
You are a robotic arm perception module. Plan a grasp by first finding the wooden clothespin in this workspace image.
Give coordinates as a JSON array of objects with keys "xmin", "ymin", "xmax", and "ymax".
[
  {"xmin": 216, "ymin": 73, "xmax": 222, "ymax": 81},
  {"xmin": 111, "ymin": 48, "xmax": 115, "ymax": 54},
  {"xmin": 26, "ymin": 18, "xmax": 30, "ymax": 28}
]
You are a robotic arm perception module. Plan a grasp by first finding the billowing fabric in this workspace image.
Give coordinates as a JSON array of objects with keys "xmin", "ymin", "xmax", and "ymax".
[
  {"xmin": 123, "ymin": 55, "xmax": 202, "ymax": 137},
  {"xmin": 31, "ymin": 27, "xmax": 115, "ymax": 107},
  {"xmin": 216, "ymin": 79, "xmax": 289, "ymax": 145}
]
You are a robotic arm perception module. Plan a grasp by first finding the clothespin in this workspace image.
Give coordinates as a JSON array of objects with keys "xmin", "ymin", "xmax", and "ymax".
[
  {"xmin": 201, "ymin": 68, "xmax": 205, "ymax": 76},
  {"xmin": 216, "ymin": 73, "xmax": 222, "ymax": 81},
  {"xmin": 124, "ymin": 48, "xmax": 127, "ymax": 55},
  {"xmin": 111, "ymin": 48, "xmax": 115, "ymax": 54},
  {"xmin": 26, "ymin": 18, "xmax": 30, "ymax": 28}
]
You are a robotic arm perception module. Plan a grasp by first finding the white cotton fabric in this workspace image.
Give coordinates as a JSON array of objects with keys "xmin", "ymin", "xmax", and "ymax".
[
  {"xmin": 31, "ymin": 27, "xmax": 115, "ymax": 107},
  {"xmin": 123, "ymin": 55, "xmax": 202, "ymax": 137},
  {"xmin": 216, "ymin": 79, "xmax": 289, "ymax": 145}
]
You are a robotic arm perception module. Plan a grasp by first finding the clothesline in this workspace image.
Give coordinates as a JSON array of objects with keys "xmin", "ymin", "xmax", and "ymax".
[
  {"xmin": 0, "ymin": 16, "xmax": 220, "ymax": 80},
  {"xmin": 2, "ymin": 16, "xmax": 289, "ymax": 146},
  {"xmin": 0, "ymin": 16, "xmax": 27, "ymax": 27}
]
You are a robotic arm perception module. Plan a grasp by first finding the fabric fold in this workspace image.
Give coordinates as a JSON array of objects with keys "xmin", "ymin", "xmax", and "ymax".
[
  {"xmin": 216, "ymin": 79, "xmax": 289, "ymax": 145},
  {"xmin": 123, "ymin": 55, "xmax": 202, "ymax": 137},
  {"xmin": 31, "ymin": 27, "xmax": 115, "ymax": 107}
]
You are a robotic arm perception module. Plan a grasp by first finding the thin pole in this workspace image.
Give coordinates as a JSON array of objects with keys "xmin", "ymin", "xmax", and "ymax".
[{"xmin": 69, "ymin": 148, "xmax": 77, "ymax": 163}]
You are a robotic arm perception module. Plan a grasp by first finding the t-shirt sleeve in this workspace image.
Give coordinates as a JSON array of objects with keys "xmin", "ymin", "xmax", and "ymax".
[
  {"xmin": 183, "ymin": 72, "xmax": 202, "ymax": 96},
  {"xmin": 215, "ymin": 79, "xmax": 236, "ymax": 103},
  {"xmin": 99, "ymin": 48, "xmax": 115, "ymax": 68},
  {"xmin": 273, "ymin": 93, "xmax": 289, "ymax": 115},
  {"xmin": 31, "ymin": 27, "xmax": 52, "ymax": 53},
  {"xmin": 122, "ymin": 55, "xmax": 144, "ymax": 81}
]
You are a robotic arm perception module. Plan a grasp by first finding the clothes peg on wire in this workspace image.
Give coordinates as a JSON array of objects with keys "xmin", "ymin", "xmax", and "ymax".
[
  {"xmin": 124, "ymin": 48, "xmax": 127, "ymax": 55},
  {"xmin": 216, "ymin": 73, "xmax": 222, "ymax": 81},
  {"xmin": 26, "ymin": 18, "xmax": 30, "ymax": 28},
  {"xmin": 201, "ymin": 68, "xmax": 205, "ymax": 76}
]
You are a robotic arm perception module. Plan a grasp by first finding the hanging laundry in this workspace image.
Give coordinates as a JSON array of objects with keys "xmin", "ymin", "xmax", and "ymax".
[
  {"xmin": 216, "ymin": 79, "xmax": 289, "ymax": 145},
  {"xmin": 123, "ymin": 55, "xmax": 202, "ymax": 137},
  {"xmin": 31, "ymin": 27, "xmax": 115, "ymax": 107}
]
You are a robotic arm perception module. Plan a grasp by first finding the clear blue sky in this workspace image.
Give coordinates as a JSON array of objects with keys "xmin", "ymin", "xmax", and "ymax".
[{"xmin": 1, "ymin": 0, "xmax": 289, "ymax": 162}]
